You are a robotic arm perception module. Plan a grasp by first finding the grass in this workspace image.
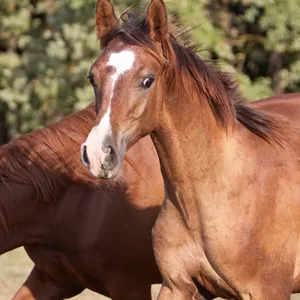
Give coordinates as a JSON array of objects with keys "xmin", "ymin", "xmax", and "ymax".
[{"xmin": 0, "ymin": 248, "xmax": 300, "ymax": 299}]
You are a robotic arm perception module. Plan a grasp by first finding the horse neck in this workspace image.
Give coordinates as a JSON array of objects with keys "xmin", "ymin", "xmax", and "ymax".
[
  {"xmin": 151, "ymin": 92, "xmax": 232, "ymax": 226},
  {"xmin": 0, "ymin": 139, "xmax": 69, "ymax": 253},
  {"xmin": 0, "ymin": 180, "xmax": 63, "ymax": 254}
]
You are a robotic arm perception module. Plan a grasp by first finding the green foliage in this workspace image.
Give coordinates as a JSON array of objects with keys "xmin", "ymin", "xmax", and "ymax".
[
  {"xmin": 0, "ymin": 0, "xmax": 98, "ymax": 138},
  {"xmin": 0, "ymin": 0, "xmax": 299, "ymax": 142}
]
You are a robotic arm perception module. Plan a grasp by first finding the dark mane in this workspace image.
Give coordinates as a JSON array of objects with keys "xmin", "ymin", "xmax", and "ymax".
[{"xmin": 103, "ymin": 11, "xmax": 285, "ymax": 144}]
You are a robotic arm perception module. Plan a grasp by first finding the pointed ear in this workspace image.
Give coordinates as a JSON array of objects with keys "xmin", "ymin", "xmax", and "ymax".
[
  {"xmin": 96, "ymin": 0, "xmax": 119, "ymax": 41},
  {"xmin": 147, "ymin": 0, "xmax": 169, "ymax": 42}
]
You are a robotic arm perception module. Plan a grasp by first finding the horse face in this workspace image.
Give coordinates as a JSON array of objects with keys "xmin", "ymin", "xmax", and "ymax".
[{"xmin": 81, "ymin": 0, "xmax": 168, "ymax": 178}]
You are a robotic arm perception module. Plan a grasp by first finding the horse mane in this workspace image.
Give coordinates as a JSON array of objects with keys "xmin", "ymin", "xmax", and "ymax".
[
  {"xmin": 103, "ymin": 11, "xmax": 285, "ymax": 145},
  {"xmin": 0, "ymin": 102, "xmax": 121, "ymax": 206}
]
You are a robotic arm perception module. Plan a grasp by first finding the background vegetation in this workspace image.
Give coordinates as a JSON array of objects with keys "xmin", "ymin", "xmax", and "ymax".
[{"xmin": 0, "ymin": 0, "xmax": 300, "ymax": 144}]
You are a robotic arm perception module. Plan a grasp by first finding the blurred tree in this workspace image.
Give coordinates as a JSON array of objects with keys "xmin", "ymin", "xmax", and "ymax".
[
  {"xmin": 205, "ymin": 0, "xmax": 300, "ymax": 98},
  {"xmin": 0, "ymin": 0, "xmax": 299, "ymax": 143}
]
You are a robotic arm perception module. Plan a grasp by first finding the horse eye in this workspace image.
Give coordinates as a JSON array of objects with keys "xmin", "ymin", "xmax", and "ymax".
[
  {"xmin": 142, "ymin": 77, "xmax": 154, "ymax": 89},
  {"xmin": 87, "ymin": 75, "xmax": 96, "ymax": 86}
]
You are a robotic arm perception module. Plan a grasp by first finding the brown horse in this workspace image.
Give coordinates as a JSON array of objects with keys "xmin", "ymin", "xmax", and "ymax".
[
  {"xmin": 81, "ymin": 0, "xmax": 300, "ymax": 299},
  {"xmin": 0, "ymin": 103, "xmax": 164, "ymax": 300},
  {"xmin": 2, "ymin": 95, "xmax": 300, "ymax": 300}
]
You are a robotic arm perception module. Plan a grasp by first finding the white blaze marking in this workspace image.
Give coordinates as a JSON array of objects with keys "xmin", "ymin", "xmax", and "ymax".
[
  {"xmin": 108, "ymin": 50, "xmax": 136, "ymax": 79},
  {"xmin": 82, "ymin": 51, "xmax": 135, "ymax": 175},
  {"xmin": 107, "ymin": 50, "xmax": 135, "ymax": 101},
  {"xmin": 85, "ymin": 107, "xmax": 112, "ymax": 150},
  {"xmin": 94, "ymin": 50, "xmax": 135, "ymax": 136}
]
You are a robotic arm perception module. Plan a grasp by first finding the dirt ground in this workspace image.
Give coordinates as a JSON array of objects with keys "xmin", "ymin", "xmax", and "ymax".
[{"xmin": 1, "ymin": 248, "xmax": 300, "ymax": 299}]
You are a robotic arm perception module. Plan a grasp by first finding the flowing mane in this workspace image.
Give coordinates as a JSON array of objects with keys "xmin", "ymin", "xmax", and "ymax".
[
  {"xmin": 0, "ymin": 103, "xmax": 120, "ymax": 205},
  {"xmin": 103, "ymin": 11, "xmax": 285, "ymax": 144}
]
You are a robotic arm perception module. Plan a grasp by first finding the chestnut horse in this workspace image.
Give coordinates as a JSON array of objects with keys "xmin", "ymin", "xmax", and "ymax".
[
  {"xmin": 0, "ymin": 103, "xmax": 163, "ymax": 300},
  {"xmin": 1, "ymin": 95, "xmax": 300, "ymax": 300},
  {"xmin": 81, "ymin": 0, "xmax": 300, "ymax": 299}
]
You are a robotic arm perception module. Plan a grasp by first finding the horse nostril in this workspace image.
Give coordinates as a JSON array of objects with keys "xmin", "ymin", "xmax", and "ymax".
[
  {"xmin": 108, "ymin": 146, "xmax": 117, "ymax": 166},
  {"xmin": 82, "ymin": 145, "xmax": 90, "ymax": 166},
  {"xmin": 101, "ymin": 145, "xmax": 118, "ymax": 170},
  {"xmin": 102, "ymin": 146, "xmax": 111, "ymax": 154},
  {"xmin": 107, "ymin": 146, "xmax": 112, "ymax": 154},
  {"xmin": 107, "ymin": 146, "xmax": 115, "ymax": 156}
]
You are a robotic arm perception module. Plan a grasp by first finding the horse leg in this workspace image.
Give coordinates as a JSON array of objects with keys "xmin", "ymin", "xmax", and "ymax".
[
  {"xmin": 106, "ymin": 276, "xmax": 153, "ymax": 300},
  {"xmin": 240, "ymin": 288, "xmax": 291, "ymax": 300},
  {"xmin": 110, "ymin": 287, "xmax": 152, "ymax": 300},
  {"xmin": 12, "ymin": 266, "xmax": 84, "ymax": 300},
  {"xmin": 152, "ymin": 204, "xmax": 215, "ymax": 300},
  {"xmin": 157, "ymin": 278, "xmax": 211, "ymax": 300},
  {"xmin": 109, "ymin": 283, "xmax": 152, "ymax": 300},
  {"xmin": 240, "ymin": 293, "xmax": 290, "ymax": 300},
  {"xmin": 12, "ymin": 285, "xmax": 35, "ymax": 300}
]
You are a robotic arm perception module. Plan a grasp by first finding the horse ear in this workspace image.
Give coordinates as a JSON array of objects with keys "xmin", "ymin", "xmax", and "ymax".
[
  {"xmin": 96, "ymin": 0, "xmax": 119, "ymax": 41},
  {"xmin": 147, "ymin": 0, "xmax": 169, "ymax": 42}
]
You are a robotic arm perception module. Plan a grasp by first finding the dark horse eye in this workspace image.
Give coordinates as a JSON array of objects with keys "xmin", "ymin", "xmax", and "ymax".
[
  {"xmin": 142, "ymin": 77, "xmax": 154, "ymax": 89},
  {"xmin": 87, "ymin": 75, "xmax": 96, "ymax": 86}
]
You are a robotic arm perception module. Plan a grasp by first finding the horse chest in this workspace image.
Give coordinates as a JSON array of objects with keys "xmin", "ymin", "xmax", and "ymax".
[{"xmin": 152, "ymin": 197, "xmax": 238, "ymax": 298}]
